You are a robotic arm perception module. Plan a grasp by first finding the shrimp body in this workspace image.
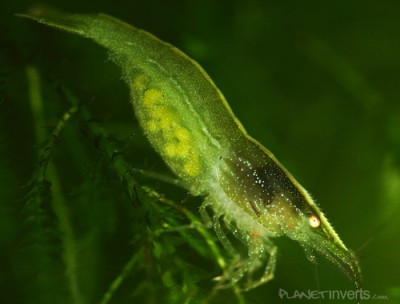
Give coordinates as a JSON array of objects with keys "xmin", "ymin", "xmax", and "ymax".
[{"xmin": 22, "ymin": 10, "xmax": 362, "ymax": 292}]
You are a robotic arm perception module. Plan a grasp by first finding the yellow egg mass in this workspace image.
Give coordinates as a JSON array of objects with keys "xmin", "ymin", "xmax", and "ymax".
[{"xmin": 141, "ymin": 87, "xmax": 201, "ymax": 178}]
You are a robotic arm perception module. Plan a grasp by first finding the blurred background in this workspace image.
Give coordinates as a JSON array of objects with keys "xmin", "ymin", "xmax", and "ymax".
[{"xmin": 1, "ymin": 0, "xmax": 399, "ymax": 303}]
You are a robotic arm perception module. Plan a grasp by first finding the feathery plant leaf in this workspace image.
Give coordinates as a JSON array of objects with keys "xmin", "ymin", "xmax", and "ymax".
[{"xmin": 59, "ymin": 87, "xmax": 240, "ymax": 303}]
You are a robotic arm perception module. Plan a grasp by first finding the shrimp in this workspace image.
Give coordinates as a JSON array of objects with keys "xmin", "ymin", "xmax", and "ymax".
[{"xmin": 20, "ymin": 8, "xmax": 362, "ymax": 294}]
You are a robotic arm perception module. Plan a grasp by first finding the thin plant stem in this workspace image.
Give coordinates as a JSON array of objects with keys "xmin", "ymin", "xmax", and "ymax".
[{"xmin": 26, "ymin": 66, "xmax": 83, "ymax": 304}]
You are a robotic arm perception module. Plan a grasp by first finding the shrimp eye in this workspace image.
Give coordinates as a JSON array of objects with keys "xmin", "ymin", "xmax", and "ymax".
[{"xmin": 308, "ymin": 214, "xmax": 321, "ymax": 228}]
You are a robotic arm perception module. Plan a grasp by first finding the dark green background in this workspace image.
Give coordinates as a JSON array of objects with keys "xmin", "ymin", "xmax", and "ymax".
[{"xmin": 1, "ymin": 0, "xmax": 399, "ymax": 303}]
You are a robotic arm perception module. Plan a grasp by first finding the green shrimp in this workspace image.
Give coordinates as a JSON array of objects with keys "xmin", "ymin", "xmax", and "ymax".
[{"xmin": 20, "ymin": 8, "xmax": 362, "ymax": 294}]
